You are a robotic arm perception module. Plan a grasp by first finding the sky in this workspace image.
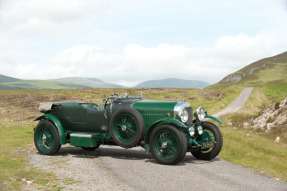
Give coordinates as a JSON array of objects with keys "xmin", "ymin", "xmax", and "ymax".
[{"xmin": 0, "ymin": 0, "xmax": 287, "ymax": 86}]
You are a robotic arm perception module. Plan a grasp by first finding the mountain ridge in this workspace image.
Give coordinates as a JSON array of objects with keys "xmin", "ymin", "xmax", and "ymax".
[
  {"xmin": 52, "ymin": 77, "xmax": 122, "ymax": 88},
  {"xmin": 0, "ymin": 76, "xmax": 121, "ymax": 90},
  {"xmin": 0, "ymin": 74, "xmax": 22, "ymax": 83},
  {"xmin": 219, "ymin": 51, "xmax": 287, "ymax": 84},
  {"xmin": 135, "ymin": 78, "xmax": 210, "ymax": 89}
]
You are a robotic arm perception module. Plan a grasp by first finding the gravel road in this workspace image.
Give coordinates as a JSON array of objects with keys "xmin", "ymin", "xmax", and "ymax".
[
  {"xmin": 29, "ymin": 145, "xmax": 136, "ymax": 191},
  {"xmin": 29, "ymin": 87, "xmax": 287, "ymax": 191},
  {"xmin": 213, "ymin": 87, "xmax": 254, "ymax": 118}
]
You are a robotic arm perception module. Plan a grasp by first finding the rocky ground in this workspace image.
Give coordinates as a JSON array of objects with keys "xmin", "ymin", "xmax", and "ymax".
[{"xmin": 252, "ymin": 98, "xmax": 287, "ymax": 142}]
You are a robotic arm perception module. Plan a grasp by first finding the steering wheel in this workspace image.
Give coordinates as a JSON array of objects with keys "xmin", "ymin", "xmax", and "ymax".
[{"xmin": 104, "ymin": 94, "xmax": 119, "ymax": 109}]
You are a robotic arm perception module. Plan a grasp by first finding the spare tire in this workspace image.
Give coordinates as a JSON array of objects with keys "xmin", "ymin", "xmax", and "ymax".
[{"xmin": 110, "ymin": 108, "xmax": 145, "ymax": 148}]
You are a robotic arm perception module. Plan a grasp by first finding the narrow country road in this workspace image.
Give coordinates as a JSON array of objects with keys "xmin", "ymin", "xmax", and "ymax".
[
  {"xmin": 213, "ymin": 87, "xmax": 254, "ymax": 118},
  {"xmin": 29, "ymin": 87, "xmax": 287, "ymax": 191},
  {"xmin": 97, "ymin": 145, "xmax": 286, "ymax": 191}
]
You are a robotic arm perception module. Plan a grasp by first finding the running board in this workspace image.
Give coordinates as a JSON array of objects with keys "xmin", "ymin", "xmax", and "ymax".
[{"xmin": 70, "ymin": 133, "xmax": 98, "ymax": 147}]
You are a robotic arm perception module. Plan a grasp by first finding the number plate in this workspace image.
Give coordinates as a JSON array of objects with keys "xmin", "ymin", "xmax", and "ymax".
[{"xmin": 201, "ymin": 141, "xmax": 214, "ymax": 149}]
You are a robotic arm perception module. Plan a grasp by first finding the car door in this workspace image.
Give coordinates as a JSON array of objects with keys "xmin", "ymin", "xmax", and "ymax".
[{"xmin": 80, "ymin": 103, "xmax": 109, "ymax": 133}]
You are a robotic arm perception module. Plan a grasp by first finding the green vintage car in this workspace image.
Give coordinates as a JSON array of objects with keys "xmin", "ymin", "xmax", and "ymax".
[{"xmin": 34, "ymin": 93, "xmax": 223, "ymax": 165}]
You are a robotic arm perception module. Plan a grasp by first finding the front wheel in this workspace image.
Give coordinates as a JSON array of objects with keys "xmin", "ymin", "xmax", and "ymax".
[
  {"xmin": 34, "ymin": 120, "xmax": 61, "ymax": 155},
  {"xmin": 150, "ymin": 124, "xmax": 187, "ymax": 165},
  {"xmin": 191, "ymin": 122, "xmax": 223, "ymax": 160}
]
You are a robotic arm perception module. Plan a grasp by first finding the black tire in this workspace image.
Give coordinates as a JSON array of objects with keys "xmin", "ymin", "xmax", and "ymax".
[
  {"xmin": 34, "ymin": 120, "xmax": 61, "ymax": 155},
  {"xmin": 150, "ymin": 124, "xmax": 187, "ymax": 165},
  {"xmin": 110, "ymin": 108, "xmax": 145, "ymax": 148},
  {"xmin": 81, "ymin": 145, "xmax": 100, "ymax": 151},
  {"xmin": 191, "ymin": 122, "xmax": 223, "ymax": 160}
]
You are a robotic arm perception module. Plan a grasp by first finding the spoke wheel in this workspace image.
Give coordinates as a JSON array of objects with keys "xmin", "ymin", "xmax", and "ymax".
[
  {"xmin": 114, "ymin": 114, "xmax": 137, "ymax": 142},
  {"xmin": 110, "ymin": 108, "xmax": 145, "ymax": 148},
  {"xmin": 150, "ymin": 124, "xmax": 187, "ymax": 165},
  {"xmin": 34, "ymin": 120, "xmax": 61, "ymax": 155},
  {"xmin": 38, "ymin": 125, "xmax": 55, "ymax": 150},
  {"xmin": 191, "ymin": 122, "xmax": 223, "ymax": 160},
  {"xmin": 200, "ymin": 129, "xmax": 215, "ymax": 153}
]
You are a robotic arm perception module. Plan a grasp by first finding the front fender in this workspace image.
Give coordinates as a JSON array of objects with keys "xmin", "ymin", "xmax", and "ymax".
[
  {"xmin": 205, "ymin": 115, "xmax": 223, "ymax": 124},
  {"xmin": 34, "ymin": 114, "xmax": 67, "ymax": 144},
  {"xmin": 153, "ymin": 118, "xmax": 187, "ymax": 128}
]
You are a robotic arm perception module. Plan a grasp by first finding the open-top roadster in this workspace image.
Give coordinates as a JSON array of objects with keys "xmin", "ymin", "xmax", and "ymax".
[{"xmin": 34, "ymin": 93, "xmax": 223, "ymax": 165}]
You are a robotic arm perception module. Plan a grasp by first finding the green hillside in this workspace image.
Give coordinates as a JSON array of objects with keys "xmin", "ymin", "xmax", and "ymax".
[
  {"xmin": 0, "ymin": 75, "xmax": 123, "ymax": 90},
  {"xmin": 0, "ymin": 80, "xmax": 90, "ymax": 90},
  {"xmin": 0, "ymin": 84, "xmax": 24, "ymax": 90},
  {"xmin": 0, "ymin": 74, "xmax": 22, "ymax": 83},
  {"xmin": 210, "ymin": 51, "xmax": 287, "ymax": 101},
  {"xmin": 53, "ymin": 77, "xmax": 123, "ymax": 88}
]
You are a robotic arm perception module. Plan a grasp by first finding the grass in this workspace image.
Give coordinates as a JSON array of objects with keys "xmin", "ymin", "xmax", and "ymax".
[
  {"xmin": 264, "ymin": 83, "xmax": 287, "ymax": 101},
  {"xmin": 215, "ymin": 83, "xmax": 287, "ymax": 181},
  {"xmin": 0, "ymin": 121, "xmax": 63, "ymax": 190},
  {"xmin": 207, "ymin": 55, "xmax": 287, "ymax": 181},
  {"xmin": 219, "ymin": 114, "xmax": 287, "ymax": 181}
]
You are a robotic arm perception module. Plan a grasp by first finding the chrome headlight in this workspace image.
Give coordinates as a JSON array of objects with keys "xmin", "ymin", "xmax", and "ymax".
[
  {"xmin": 179, "ymin": 108, "xmax": 188, "ymax": 123},
  {"xmin": 174, "ymin": 101, "xmax": 190, "ymax": 123},
  {"xmin": 197, "ymin": 126, "xmax": 203, "ymax": 135},
  {"xmin": 194, "ymin": 106, "xmax": 205, "ymax": 121},
  {"xmin": 188, "ymin": 127, "xmax": 195, "ymax": 136}
]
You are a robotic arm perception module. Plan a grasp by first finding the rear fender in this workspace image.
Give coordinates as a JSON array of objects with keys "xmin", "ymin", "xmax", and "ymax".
[{"xmin": 34, "ymin": 114, "xmax": 67, "ymax": 144}]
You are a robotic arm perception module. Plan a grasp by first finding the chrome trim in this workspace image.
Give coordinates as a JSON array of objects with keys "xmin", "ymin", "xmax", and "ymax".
[
  {"xmin": 174, "ymin": 101, "xmax": 190, "ymax": 114},
  {"xmin": 195, "ymin": 106, "xmax": 205, "ymax": 121},
  {"xmin": 174, "ymin": 101, "xmax": 190, "ymax": 122},
  {"xmin": 70, "ymin": 133, "xmax": 96, "ymax": 138}
]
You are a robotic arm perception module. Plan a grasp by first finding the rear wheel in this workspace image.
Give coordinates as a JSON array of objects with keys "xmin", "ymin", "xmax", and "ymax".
[
  {"xmin": 34, "ymin": 120, "xmax": 61, "ymax": 155},
  {"xmin": 150, "ymin": 124, "xmax": 187, "ymax": 165},
  {"xmin": 191, "ymin": 122, "xmax": 223, "ymax": 160},
  {"xmin": 110, "ymin": 108, "xmax": 145, "ymax": 148}
]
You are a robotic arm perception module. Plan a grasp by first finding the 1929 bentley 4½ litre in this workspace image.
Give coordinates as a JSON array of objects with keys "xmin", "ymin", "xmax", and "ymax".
[{"xmin": 34, "ymin": 93, "xmax": 223, "ymax": 165}]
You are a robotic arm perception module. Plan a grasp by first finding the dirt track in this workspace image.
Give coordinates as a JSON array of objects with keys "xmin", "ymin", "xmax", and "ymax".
[{"xmin": 213, "ymin": 87, "xmax": 254, "ymax": 117}]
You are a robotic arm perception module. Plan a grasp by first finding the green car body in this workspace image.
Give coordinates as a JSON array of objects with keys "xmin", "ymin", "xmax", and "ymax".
[{"xmin": 34, "ymin": 94, "xmax": 223, "ymax": 165}]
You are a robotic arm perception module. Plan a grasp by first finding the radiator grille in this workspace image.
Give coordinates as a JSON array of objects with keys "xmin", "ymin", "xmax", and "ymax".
[{"xmin": 186, "ymin": 107, "xmax": 193, "ymax": 124}]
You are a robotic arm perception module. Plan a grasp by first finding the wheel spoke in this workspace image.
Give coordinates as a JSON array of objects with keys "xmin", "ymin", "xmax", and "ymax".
[
  {"xmin": 154, "ymin": 130, "xmax": 179, "ymax": 159},
  {"xmin": 37, "ymin": 125, "xmax": 55, "ymax": 150},
  {"xmin": 114, "ymin": 114, "xmax": 138, "ymax": 142}
]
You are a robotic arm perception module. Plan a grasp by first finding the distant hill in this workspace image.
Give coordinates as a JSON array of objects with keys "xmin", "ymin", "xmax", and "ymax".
[
  {"xmin": 0, "ymin": 84, "xmax": 24, "ymax": 90},
  {"xmin": 53, "ymin": 77, "xmax": 123, "ymax": 88},
  {"xmin": 0, "ymin": 74, "xmax": 22, "ymax": 83},
  {"xmin": 0, "ymin": 75, "xmax": 123, "ymax": 90},
  {"xmin": 135, "ymin": 78, "xmax": 210, "ymax": 89},
  {"xmin": 209, "ymin": 51, "xmax": 287, "ymax": 101},
  {"xmin": 218, "ymin": 51, "xmax": 287, "ymax": 86},
  {"xmin": 0, "ymin": 80, "xmax": 90, "ymax": 90}
]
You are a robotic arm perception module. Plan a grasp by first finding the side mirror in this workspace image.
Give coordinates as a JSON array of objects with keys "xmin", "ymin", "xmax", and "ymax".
[{"xmin": 102, "ymin": 95, "xmax": 106, "ymax": 103}]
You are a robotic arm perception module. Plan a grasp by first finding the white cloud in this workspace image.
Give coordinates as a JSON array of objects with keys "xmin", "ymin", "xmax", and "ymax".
[
  {"xmin": 0, "ymin": 0, "xmax": 286, "ymax": 86},
  {"xmin": 36, "ymin": 31, "xmax": 286, "ymax": 86},
  {"xmin": 124, "ymin": 43, "xmax": 189, "ymax": 61},
  {"xmin": 0, "ymin": 0, "xmax": 108, "ymax": 37}
]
